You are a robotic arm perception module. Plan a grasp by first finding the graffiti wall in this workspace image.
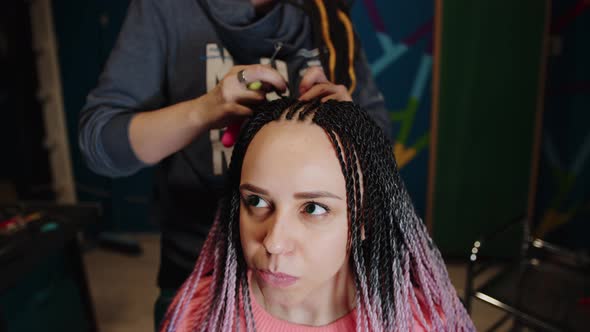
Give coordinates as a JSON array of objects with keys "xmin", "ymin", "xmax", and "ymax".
[
  {"xmin": 352, "ymin": 0, "xmax": 434, "ymax": 217},
  {"xmin": 533, "ymin": 0, "xmax": 590, "ymax": 251}
]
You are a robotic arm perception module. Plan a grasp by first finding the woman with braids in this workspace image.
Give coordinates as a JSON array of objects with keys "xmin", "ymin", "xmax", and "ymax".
[{"xmin": 159, "ymin": 98, "xmax": 474, "ymax": 332}]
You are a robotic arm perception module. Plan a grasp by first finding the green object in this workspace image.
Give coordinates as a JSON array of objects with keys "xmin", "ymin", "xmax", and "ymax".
[
  {"xmin": 433, "ymin": 0, "xmax": 547, "ymax": 256},
  {"xmin": 247, "ymin": 81, "xmax": 263, "ymax": 91},
  {"xmin": 40, "ymin": 222, "xmax": 59, "ymax": 233}
]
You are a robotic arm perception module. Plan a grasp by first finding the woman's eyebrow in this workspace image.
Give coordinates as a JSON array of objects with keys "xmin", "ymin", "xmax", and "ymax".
[
  {"xmin": 240, "ymin": 184, "xmax": 342, "ymax": 200},
  {"xmin": 239, "ymin": 183, "xmax": 269, "ymax": 195},
  {"xmin": 294, "ymin": 191, "xmax": 342, "ymax": 200}
]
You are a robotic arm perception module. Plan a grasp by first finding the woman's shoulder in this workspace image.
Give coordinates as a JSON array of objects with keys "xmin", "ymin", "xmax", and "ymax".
[
  {"xmin": 170, "ymin": 275, "xmax": 215, "ymax": 331},
  {"xmin": 186, "ymin": 274, "xmax": 215, "ymax": 305},
  {"xmin": 411, "ymin": 287, "xmax": 446, "ymax": 331}
]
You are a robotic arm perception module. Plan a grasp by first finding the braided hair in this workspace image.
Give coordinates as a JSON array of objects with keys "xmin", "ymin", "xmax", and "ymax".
[{"xmin": 160, "ymin": 98, "xmax": 474, "ymax": 331}]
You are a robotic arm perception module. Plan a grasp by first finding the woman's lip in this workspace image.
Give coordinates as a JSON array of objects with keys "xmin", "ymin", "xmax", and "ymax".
[{"xmin": 256, "ymin": 269, "xmax": 299, "ymax": 288}]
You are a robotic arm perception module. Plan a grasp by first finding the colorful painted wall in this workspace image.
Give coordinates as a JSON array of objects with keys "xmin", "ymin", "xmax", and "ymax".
[
  {"xmin": 352, "ymin": 0, "xmax": 434, "ymax": 217},
  {"xmin": 532, "ymin": 0, "xmax": 590, "ymax": 251}
]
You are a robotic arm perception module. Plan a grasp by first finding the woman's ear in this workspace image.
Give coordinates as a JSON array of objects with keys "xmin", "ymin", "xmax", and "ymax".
[{"xmin": 361, "ymin": 224, "xmax": 366, "ymax": 241}]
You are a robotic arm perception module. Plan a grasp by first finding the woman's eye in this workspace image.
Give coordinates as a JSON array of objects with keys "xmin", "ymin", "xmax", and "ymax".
[
  {"xmin": 304, "ymin": 203, "xmax": 328, "ymax": 215},
  {"xmin": 246, "ymin": 195, "xmax": 269, "ymax": 208}
]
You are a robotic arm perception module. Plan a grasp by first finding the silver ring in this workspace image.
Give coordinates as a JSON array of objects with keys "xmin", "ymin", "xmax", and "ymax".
[{"xmin": 237, "ymin": 69, "xmax": 248, "ymax": 85}]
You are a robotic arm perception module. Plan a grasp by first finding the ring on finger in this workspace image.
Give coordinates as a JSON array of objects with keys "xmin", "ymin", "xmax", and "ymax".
[{"xmin": 237, "ymin": 69, "xmax": 249, "ymax": 86}]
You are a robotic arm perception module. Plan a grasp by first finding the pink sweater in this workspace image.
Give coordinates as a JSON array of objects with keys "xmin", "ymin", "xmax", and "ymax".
[
  {"xmin": 173, "ymin": 275, "xmax": 432, "ymax": 331},
  {"xmin": 249, "ymin": 283, "xmax": 356, "ymax": 332}
]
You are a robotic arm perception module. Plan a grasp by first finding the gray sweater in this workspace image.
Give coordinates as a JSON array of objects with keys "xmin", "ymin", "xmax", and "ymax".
[{"xmin": 79, "ymin": 0, "xmax": 391, "ymax": 288}]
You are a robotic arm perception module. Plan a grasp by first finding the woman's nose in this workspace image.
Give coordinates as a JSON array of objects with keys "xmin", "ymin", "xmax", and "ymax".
[{"xmin": 262, "ymin": 215, "xmax": 294, "ymax": 255}]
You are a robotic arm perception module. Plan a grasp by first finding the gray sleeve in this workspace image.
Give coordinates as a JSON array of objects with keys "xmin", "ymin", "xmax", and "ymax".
[
  {"xmin": 78, "ymin": 0, "xmax": 168, "ymax": 178},
  {"xmin": 351, "ymin": 49, "xmax": 392, "ymax": 140}
]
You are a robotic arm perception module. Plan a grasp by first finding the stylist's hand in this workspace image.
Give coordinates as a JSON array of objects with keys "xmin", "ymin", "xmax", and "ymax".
[
  {"xmin": 298, "ymin": 66, "xmax": 352, "ymax": 102},
  {"xmin": 197, "ymin": 64, "xmax": 287, "ymax": 129}
]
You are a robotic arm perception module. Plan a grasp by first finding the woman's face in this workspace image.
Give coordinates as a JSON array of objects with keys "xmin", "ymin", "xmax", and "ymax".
[{"xmin": 239, "ymin": 120, "xmax": 351, "ymax": 307}]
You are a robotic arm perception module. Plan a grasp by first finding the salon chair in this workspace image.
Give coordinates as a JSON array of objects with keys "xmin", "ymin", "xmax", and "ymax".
[{"xmin": 464, "ymin": 216, "xmax": 590, "ymax": 331}]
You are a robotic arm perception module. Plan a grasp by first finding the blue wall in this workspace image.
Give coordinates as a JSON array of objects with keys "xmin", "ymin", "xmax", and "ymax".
[{"xmin": 352, "ymin": 0, "xmax": 434, "ymax": 217}]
